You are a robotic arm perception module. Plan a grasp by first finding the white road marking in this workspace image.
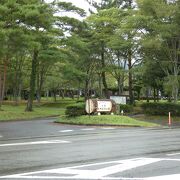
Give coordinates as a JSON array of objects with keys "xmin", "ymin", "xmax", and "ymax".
[
  {"xmin": 0, "ymin": 158, "xmax": 161, "ymax": 179},
  {"xmin": 0, "ymin": 135, "xmax": 2, "ymax": 138},
  {"xmin": 0, "ymin": 175, "xmax": 143, "ymax": 179},
  {"xmin": 81, "ymin": 128, "xmax": 95, "ymax": 131},
  {"xmin": 0, "ymin": 140, "xmax": 70, "ymax": 147},
  {"xmin": 74, "ymin": 158, "xmax": 161, "ymax": 179},
  {"xmin": 167, "ymin": 152, "xmax": 180, "ymax": 156},
  {"xmin": 145, "ymin": 174, "xmax": 180, "ymax": 180},
  {"xmin": 60, "ymin": 130, "xmax": 74, "ymax": 133},
  {"xmin": 101, "ymin": 127, "xmax": 116, "ymax": 130}
]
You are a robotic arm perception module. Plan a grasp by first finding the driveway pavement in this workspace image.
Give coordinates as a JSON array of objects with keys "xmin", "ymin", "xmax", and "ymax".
[{"xmin": 1, "ymin": 118, "xmax": 180, "ymax": 179}]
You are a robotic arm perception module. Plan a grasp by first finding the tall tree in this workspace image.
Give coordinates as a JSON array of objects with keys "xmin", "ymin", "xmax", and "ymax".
[
  {"xmin": 87, "ymin": 8, "xmax": 124, "ymax": 98},
  {"xmin": 137, "ymin": 0, "xmax": 180, "ymax": 102}
]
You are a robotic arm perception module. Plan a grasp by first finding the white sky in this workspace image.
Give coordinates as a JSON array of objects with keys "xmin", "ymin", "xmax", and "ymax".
[
  {"xmin": 64, "ymin": 0, "xmax": 91, "ymax": 13},
  {"xmin": 46, "ymin": 0, "xmax": 101, "ymax": 18},
  {"xmin": 62, "ymin": 0, "xmax": 101, "ymax": 11},
  {"xmin": 60, "ymin": 0, "xmax": 92, "ymax": 18}
]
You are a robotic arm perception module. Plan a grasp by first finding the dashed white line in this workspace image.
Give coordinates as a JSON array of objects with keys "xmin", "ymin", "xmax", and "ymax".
[
  {"xmin": 166, "ymin": 152, "xmax": 180, "ymax": 156},
  {"xmin": 81, "ymin": 128, "xmax": 95, "ymax": 131},
  {"xmin": 0, "ymin": 135, "xmax": 2, "ymax": 138},
  {"xmin": 101, "ymin": 127, "xmax": 116, "ymax": 130},
  {"xmin": 60, "ymin": 130, "xmax": 74, "ymax": 133},
  {"xmin": 0, "ymin": 140, "xmax": 70, "ymax": 147}
]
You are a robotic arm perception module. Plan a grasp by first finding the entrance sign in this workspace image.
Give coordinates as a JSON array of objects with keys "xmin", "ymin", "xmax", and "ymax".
[
  {"xmin": 85, "ymin": 99, "xmax": 116, "ymax": 114},
  {"xmin": 97, "ymin": 101, "xmax": 112, "ymax": 112},
  {"xmin": 110, "ymin": 96, "xmax": 126, "ymax": 104}
]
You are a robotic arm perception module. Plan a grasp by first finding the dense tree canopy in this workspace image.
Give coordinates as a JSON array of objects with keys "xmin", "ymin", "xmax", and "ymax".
[{"xmin": 0, "ymin": 0, "xmax": 180, "ymax": 108}]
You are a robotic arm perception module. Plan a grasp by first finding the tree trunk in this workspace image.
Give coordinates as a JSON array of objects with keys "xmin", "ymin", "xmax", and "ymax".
[
  {"xmin": 117, "ymin": 77, "xmax": 124, "ymax": 96},
  {"xmin": 0, "ymin": 62, "xmax": 7, "ymax": 109},
  {"xmin": 128, "ymin": 50, "xmax": 134, "ymax": 104},
  {"xmin": 60, "ymin": 89, "xmax": 65, "ymax": 99},
  {"xmin": 98, "ymin": 73, "xmax": 103, "ymax": 98},
  {"xmin": 2, "ymin": 62, "xmax": 7, "ymax": 101},
  {"xmin": 36, "ymin": 64, "xmax": 45, "ymax": 104},
  {"xmin": 26, "ymin": 50, "xmax": 38, "ymax": 111},
  {"xmin": 36, "ymin": 62, "xmax": 40, "ymax": 104},
  {"xmin": 153, "ymin": 87, "xmax": 156, "ymax": 102},
  {"xmin": 157, "ymin": 89, "xmax": 159, "ymax": 102},
  {"xmin": 101, "ymin": 43, "xmax": 108, "ymax": 98},
  {"xmin": 146, "ymin": 87, "xmax": 149, "ymax": 103},
  {"xmin": 0, "ymin": 71, "xmax": 2, "ymax": 109},
  {"xmin": 173, "ymin": 75, "xmax": 179, "ymax": 103},
  {"xmin": 84, "ymin": 79, "xmax": 89, "ymax": 100},
  {"xmin": 53, "ymin": 90, "xmax": 57, "ymax": 102},
  {"xmin": 77, "ymin": 81, "xmax": 80, "ymax": 100},
  {"xmin": 137, "ymin": 90, "xmax": 140, "ymax": 101}
]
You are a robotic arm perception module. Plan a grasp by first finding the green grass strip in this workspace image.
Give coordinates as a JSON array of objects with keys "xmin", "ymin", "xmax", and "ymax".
[
  {"xmin": 57, "ymin": 115, "xmax": 158, "ymax": 127},
  {"xmin": 0, "ymin": 105, "xmax": 65, "ymax": 121}
]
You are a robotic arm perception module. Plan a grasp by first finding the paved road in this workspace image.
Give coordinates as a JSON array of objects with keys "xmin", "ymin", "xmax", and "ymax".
[{"xmin": 1, "ymin": 118, "xmax": 180, "ymax": 179}]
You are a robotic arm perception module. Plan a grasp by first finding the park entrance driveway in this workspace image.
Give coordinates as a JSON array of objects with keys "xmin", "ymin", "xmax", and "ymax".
[{"xmin": 1, "ymin": 118, "xmax": 180, "ymax": 179}]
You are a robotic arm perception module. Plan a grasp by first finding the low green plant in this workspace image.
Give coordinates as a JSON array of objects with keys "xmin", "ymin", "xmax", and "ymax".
[
  {"xmin": 141, "ymin": 102, "xmax": 180, "ymax": 116},
  {"xmin": 65, "ymin": 103, "xmax": 86, "ymax": 117},
  {"xmin": 56, "ymin": 115, "xmax": 158, "ymax": 127},
  {"xmin": 0, "ymin": 105, "xmax": 65, "ymax": 121},
  {"xmin": 119, "ymin": 104, "xmax": 133, "ymax": 113}
]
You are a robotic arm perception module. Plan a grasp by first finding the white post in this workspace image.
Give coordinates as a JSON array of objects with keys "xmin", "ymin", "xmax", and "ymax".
[
  {"xmin": 168, "ymin": 112, "xmax": 171, "ymax": 126},
  {"xmin": 121, "ymin": 110, "xmax": 124, "ymax": 116}
]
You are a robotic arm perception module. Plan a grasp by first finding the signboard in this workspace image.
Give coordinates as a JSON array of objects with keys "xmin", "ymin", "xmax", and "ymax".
[
  {"xmin": 110, "ymin": 96, "xmax": 126, "ymax": 105},
  {"xmin": 97, "ymin": 101, "xmax": 112, "ymax": 112},
  {"xmin": 85, "ymin": 99, "xmax": 116, "ymax": 114}
]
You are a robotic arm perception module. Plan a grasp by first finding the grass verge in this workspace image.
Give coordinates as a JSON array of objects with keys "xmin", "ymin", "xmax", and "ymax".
[
  {"xmin": 0, "ymin": 105, "xmax": 65, "ymax": 121},
  {"xmin": 56, "ymin": 115, "xmax": 158, "ymax": 127},
  {"xmin": 134, "ymin": 114, "xmax": 180, "ymax": 125}
]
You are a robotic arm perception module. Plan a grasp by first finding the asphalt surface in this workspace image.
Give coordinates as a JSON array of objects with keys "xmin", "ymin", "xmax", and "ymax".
[{"xmin": 1, "ymin": 118, "xmax": 180, "ymax": 179}]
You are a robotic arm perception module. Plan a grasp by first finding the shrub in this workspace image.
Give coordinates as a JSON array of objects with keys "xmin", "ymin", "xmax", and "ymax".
[
  {"xmin": 65, "ymin": 103, "xmax": 86, "ymax": 117},
  {"xmin": 119, "ymin": 104, "xmax": 133, "ymax": 113},
  {"xmin": 141, "ymin": 102, "xmax": 180, "ymax": 116}
]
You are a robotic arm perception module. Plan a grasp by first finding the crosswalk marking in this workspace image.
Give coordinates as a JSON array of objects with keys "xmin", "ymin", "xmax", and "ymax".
[
  {"xmin": 146, "ymin": 174, "xmax": 180, "ymax": 180},
  {"xmin": 2, "ymin": 157, "xmax": 180, "ymax": 179},
  {"xmin": 0, "ymin": 158, "xmax": 162, "ymax": 179}
]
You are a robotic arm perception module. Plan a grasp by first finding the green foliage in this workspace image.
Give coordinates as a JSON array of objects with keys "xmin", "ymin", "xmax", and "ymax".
[
  {"xmin": 65, "ymin": 103, "xmax": 86, "ymax": 117},
  {"xmin": 56, "ymin": 2, "xmax": 86, "ymax": 17},
  {"xmin": 141, "ymin": 102, "xmax": 180, "ymax": 116},
  {"xmin": 0, "ymin": 105, "xmax": 65, "ymax": 121},
  {"xmin": 57, "ymin": 115, "xmax": 158, "ymax": 127},
  {"xmin": 119, "ymin": 104, "xmax": 133, "ymax": 113},
  {"xmin": 41, "ymin": 101, "xmax": 76, "ymax": 108},
  {"xmin": 137, "ymin": 0, "xmax": 180, "ymax": 102},
  {"xmin": 1, "ymin": 0, "xmax": 180, "ymax": 109}
]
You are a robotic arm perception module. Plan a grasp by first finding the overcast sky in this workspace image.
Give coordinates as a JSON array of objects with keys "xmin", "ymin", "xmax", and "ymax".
[
  {"xmin": 46, "ymin": 0, "xmax": 101, "ymax": 18},
  {"xmin": 64, "ymin": 0, "xmax": 91, "ymax": 12}
]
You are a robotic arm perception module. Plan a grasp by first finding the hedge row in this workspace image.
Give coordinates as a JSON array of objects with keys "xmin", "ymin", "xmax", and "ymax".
[
  {"xmin": 141, "ymin": 102, "xmax": 180, "ymax": 116},
  {"xmin": 65, "ymin": 103, "xmax": 134, "ymax": 117},
  {"xmin": 119, "ymin": 104, "xmax": 133, "ymax": 113},
  {"xmin": 65, "ymin": 103, "xmax": 86, "ymax": 117}
]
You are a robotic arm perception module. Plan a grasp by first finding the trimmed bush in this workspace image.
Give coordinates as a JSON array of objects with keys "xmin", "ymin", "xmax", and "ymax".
[
  {"xmin": 119, "ymin": 104, "xmax": 133, "ymax": 113},
  {"xmin": 65, "ymin": 103, "xmax": 86, "ymax": 117},
  {"xmin": 141, "ymin": 102, "xmax": 180, "ymax": 116}
]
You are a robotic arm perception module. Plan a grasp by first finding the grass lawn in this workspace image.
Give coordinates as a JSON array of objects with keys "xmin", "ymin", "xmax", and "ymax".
[
  {"xmin": 134, "ymin": 114, "xmax": 180, "ymax": 125},
  {"xmin": 0, "ymin": 105, "xmax": 65, "ymax": 121},
  {"xmin": 56, "ymin": 115, "xmax": 159, "ymax": 127}
]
